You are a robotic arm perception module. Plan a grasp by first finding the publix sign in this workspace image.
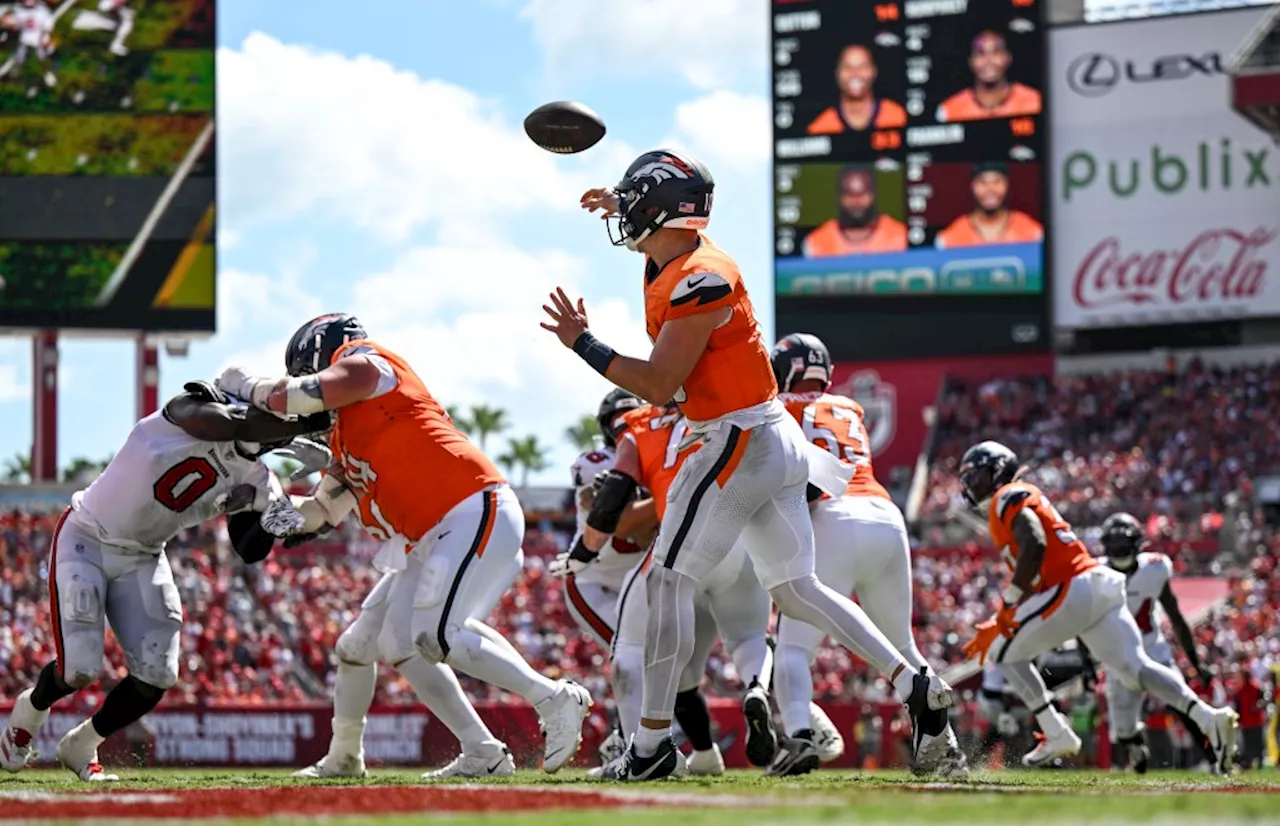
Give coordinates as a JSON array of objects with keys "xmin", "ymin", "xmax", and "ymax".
[{"xmin": 1050, "ymin": 9, "xmax": 1280, "ymax": 329}]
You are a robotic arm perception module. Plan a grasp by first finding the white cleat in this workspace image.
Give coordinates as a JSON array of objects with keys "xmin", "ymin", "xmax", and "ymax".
[
  {"xmin": 421, "ymin": 747, "xmax": 514, "ymax": 780},
  {"xmin": 1, "ymin": 688, "xmax": 48, "ymax": 773},
  {"xmin": 55, "ymin": 721, "xmax": 119, "ymax": 782},
  {"xmin": 292, "ymin": 752, "xmax": 368, "ymax": 778},
  {"xmin": 598, "ymin": 728, "xmax": 627, "ymax": 765},
  {"xmin": 538, "ymin": 681, "xmax": 592, "ymax": 774},
  {"xmin": 1206, "ymin": 708, "xmax": 1239, "ymax": 776},
  {"xmin": 686, "ymin": 743, "xmax": 725, "ymax": 776},
  {"xmin": 1022, "ymin": 728, "xmax": 1082, "ymax": 768},
  {"xmin": 809, "ymin": 702, "xmax": 844, "ymax": 763},
  {"xmin": 927, "ymin": 671, "xmax": 955, "ymax": 710}
]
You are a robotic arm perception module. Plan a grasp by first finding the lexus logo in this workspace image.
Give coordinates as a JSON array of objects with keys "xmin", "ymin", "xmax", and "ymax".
[
  {"xmin": 1066, "ymin": 51, "xmax": 1226, "ymax": 97},
  {"xmin": 1067, "ymin": 53, "xmax": 1120, "ymax": 96}
]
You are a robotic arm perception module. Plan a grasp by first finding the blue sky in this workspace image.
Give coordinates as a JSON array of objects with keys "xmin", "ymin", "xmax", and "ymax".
[{"xmin": 0, "ymin": 0, "xmax": 773, "ymax": 485}]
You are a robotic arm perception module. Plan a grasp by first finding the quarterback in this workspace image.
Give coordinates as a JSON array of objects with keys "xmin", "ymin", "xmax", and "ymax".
[
  {"xmin": 959, "ymin": 441, "xmax": 1238, "ymax": 772},
  {"xmin": 543, "ymin": 148, "xmax": 954, "ymax": 780},
  {"xmin": 217, "ymin": 315, "xmax": 591, "ymax": 778},
  {"xmin": 0, "ymin": 381, "xmax": 325, "ymax": 780}
]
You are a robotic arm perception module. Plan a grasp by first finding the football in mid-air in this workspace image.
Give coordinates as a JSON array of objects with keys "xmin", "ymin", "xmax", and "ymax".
[{"xmin": 524, "ymin": 101, "xmax": 606, "ymax": 154}]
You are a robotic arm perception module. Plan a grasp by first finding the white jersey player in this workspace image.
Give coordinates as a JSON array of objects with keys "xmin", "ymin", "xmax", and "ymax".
[
  {"xmin": 0, "ymin": 380, "xmax": 324, "ymax": 782},
  {"xmin": 767, "ymin": 333, "xmax": 964, "ymax": 777},
  {"xmin": 551, "ymin": 389, "xmax": 648, "ymax": 648},
  {"xmin": 1, "ymin": 0, "xmax": 57, "ymax": 87},
  {"xmin": 1095, "ymin": 512, "xmax": 1215, "ymax": 773}
]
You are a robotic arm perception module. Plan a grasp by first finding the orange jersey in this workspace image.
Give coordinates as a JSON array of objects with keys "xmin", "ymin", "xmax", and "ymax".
[
  {"xmin": 807, "ymin": 99, "xmax": 908, "ymax": 135},
  {"xmin": 803, "ymin": 216, "xmax": 908, "ymax": 258},
  {"xmin": 988, "ymin": 481, "xmax": 1098, "ymax": 594},
  {"xmin": 644, "ymin": 235, "xmax": 776, "ymax": 422},
  {"xmin": 619, "ymin": 406, "xmax": 698, "ymax": 522},
  {"xmin": 936, "ymin": 82, "xmax": 1041, "ymax": 123},
  {"xmin": 327, "ymin": 340, "xmax": 505, "ymax": 542},
  {"xmin": 936, "ymin": 211, "xmax": 1042, "ymax": 249},
  {"xmin": 780, "ymin": 391, "xmax": 889, "ymax": 501}
]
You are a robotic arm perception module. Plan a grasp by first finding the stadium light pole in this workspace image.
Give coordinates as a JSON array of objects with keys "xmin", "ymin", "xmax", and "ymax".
[{"xmin": 136, "ymin": 334, "xmax": 160, "ymax": 421}]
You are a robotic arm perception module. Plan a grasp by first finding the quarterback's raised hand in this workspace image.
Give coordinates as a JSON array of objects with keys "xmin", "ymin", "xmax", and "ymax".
[
  {"xmin": 580, "ymin": 187, "xmax": 619, "ymax": 218},
  {"xmin": 541, "ymin": 287, "xmax": 590, "ymax": 349}
]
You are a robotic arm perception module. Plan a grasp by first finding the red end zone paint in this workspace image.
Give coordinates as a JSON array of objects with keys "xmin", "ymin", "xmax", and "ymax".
[{"xmin": 0, "ymin": 785, "xmax": 663, "ymax": 820}]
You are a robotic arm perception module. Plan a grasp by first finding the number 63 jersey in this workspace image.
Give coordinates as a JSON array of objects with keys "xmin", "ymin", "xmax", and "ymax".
[
  {"xmin": 70, "ymin": 410, "xmax": 274, "ymax": 553},
  {"xmin": 779, "ymin": 391, "xmax": 889, "ymax": 501}
]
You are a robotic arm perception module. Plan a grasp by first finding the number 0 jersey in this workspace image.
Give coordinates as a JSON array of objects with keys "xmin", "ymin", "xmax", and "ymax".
[
  {"xmin": 988, "ymin": 481, "xmax": 1098, "ymax": 594},
  {"xmin": 779, "ymin": 391, "xmax": 889, "ymax": 501},
  {"xmin": 71, "ymin": 409, "xmax": 273, "ymax": 554},
  {"xmin": 1105, "ymin": 551, "xmax": 1173, "ymax": 651}
]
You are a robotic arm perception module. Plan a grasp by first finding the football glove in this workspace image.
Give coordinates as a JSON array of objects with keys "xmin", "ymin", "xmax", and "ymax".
[
  {"xmin": 549, "ymin": 536, "xmax": 598, "ymax": 578},
  {"xmin": 963, "ymin": 616, "xmax": 1003, "ymax": 666},
  {"xmin": 995, "ymin": 602, "xmax": 1020, "ymax": 638},
  {"xmin": 260, "ymin": 496, "xmax": 307, "ymax": 537},
  {"xmin": 274, "ymin": 438, "xmax": 333, "ymax": 478}
]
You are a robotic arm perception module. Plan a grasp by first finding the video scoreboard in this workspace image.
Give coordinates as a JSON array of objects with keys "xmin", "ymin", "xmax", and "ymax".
[{"xmin": 771, "ymin": 0, "xmax": 1052, "ymax": 360}]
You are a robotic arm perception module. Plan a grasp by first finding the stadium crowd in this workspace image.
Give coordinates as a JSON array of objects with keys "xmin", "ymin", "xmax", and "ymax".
[{"xmin": 1, "ymin": 361, "xmax": 1277, "ymax": 765}]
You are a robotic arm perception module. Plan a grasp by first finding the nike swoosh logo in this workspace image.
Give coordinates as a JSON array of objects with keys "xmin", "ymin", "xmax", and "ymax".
[
  {"xmin": 487, "ymin": 759, "xmax": 504, "ymax": 774},
  {"xmin": 438, "ymin": 530, "xmax": 450, "ymax": 540},
  {"xmin": 685, "ymin": 275, "xmax": 706, "ymax": 290}
]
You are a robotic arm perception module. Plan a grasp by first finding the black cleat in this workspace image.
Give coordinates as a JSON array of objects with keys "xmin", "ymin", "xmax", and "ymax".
[
  {"xmin": 742, "ymin": 680, "xmax": 777, "ymax": 768},
  {"xmin": 766, "ymin": 729, "xmax": 820, "ymax": 777}
]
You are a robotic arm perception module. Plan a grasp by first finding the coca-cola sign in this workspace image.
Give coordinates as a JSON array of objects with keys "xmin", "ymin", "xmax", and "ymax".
[
  {"xmin": 1050, "ymin": 10, "xmax": 1280, "ymax": 330},
  {"xmin": 1073, "ymin": 228, "xmax": 1275, "ymax": 310}
]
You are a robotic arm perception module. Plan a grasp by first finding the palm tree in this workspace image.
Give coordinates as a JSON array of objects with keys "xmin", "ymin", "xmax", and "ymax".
[
  {"xmin": 61, "ymin": 456, "xmax": 112, "ymax": 485},
  {"xmin": 1, "ymin": 452, "xmax": 30, "ymax": 483},
  {"xmin": 445, "ymin": 405, "xmax": 474, "ymax": 435},
  {"xmin": 497, "ymin": 435, "xmax": 549, "ymax": 489},
  {"xmin": 564, "ymin": 413, "xmax": 601, "ymax": 452},
  {"xmin": 468, "ymin": 405, "xmax": 509, "ymax": 452}
]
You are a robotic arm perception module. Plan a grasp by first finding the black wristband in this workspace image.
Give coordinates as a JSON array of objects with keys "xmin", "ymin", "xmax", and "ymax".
[{"xmin": 572, "ymin": 332, "xmax": 617, "ymax": 377}]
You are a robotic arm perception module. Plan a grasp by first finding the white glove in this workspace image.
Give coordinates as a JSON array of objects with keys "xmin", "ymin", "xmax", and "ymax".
[
  {"xmin": 216, "ymin": 365, "xmax": 273, "ymax": 410},
  {"xmin": 548, "ymin": 536, "xmax": 598, "ymax": 578},
  {"xmin": 260, "ymin": 496, "xmax": 307, "ymax": 537},
  {"xmin": 274, "ymin": 438, "xmax": 333, "ymax": 478}
]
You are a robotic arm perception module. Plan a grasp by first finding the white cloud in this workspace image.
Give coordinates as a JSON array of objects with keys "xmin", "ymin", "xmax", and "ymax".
[
  {"xmin": 520, "ymin": 0, "xmax": 768, "ymax": 91},
  {"xmin": 345, "ymin": 242, "xmax": 650, "ymax": 472},
  {"xmin": 216, "ymin": 33, "xmax": 619, "ymax": 243},
  {"xmin": 665, "ymin": 90, "xmax": 771, "ymax": 171}
]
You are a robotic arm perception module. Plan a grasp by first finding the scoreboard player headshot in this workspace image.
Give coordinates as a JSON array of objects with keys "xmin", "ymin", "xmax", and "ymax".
[
  {"xmin": 936, "ymin": 162, "xmax": 1043, "ymax": 249},
  {"xmin": 936, "ymin": 30, "xmax": 1042, "ymax": 123},
  {"xmin": 803, "ymin": 164, "xmax": 907, "ymax": 258},
  {"xmin": 807, "ymin": 44, "xmax": 907, "ymax": 135}
]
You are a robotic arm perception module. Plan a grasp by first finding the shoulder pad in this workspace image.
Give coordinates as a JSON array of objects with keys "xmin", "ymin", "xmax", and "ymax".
[
  {"xmin": 669, "ymin": 271, "xmax": 732, "ymax": 308},
  {"xmin": 995, "ymin": 484, "xmax": 1034, "ymax": 521}
]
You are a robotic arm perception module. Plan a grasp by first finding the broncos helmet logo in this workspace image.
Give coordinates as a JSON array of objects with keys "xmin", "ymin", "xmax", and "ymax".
[{"xmin": 630, "ymin": 159, "xmax": 692, "ymax": 186}]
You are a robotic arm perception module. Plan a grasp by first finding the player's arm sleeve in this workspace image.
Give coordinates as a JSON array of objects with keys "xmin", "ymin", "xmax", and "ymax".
[
  {"xmin": 664, "ymin": 271, "xmax": 737, "ymax": 320},
  {"xmin": 165, "ymin": 393, "xmax": 330, "ymax": 443}
]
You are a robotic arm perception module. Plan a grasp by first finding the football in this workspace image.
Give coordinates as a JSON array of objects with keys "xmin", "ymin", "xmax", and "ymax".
[{"xmin": 523, "ymin": 100, "xmax": 606, "ymax": 154}]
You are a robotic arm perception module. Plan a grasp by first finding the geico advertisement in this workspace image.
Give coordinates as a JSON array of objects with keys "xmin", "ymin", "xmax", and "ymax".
[{"xmin": 1050, "ymin": 8, "xmax": 1280, "ymax": 329}]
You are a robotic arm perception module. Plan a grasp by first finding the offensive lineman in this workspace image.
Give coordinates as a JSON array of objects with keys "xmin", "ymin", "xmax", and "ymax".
[
  {"xmin": 768, "ymin": 333, "xmax": 964, "ymax": 777},
  {"xmin": 542, "ymin": 148, "xmax": 954, "ymax": 780},
  {"xmin": 218, "ymin": 315, "xmax": 591, "ymax": 779},
  {"xmin": 0, "ymin": 381, "xmax": 325, "ymax": 780},
  {"xmin": 958, "ymin": 441, "xmax": 1239, "ymax": 773},
  {"xmin": 1095, "ymin": 512, "xmax": 1215, "ymax": 773}
]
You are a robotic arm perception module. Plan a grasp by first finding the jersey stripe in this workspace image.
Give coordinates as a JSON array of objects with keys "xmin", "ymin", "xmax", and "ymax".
[
  {"xmin": 994, "ymin": 580, "xmax": 1068, "ymax": 664},
  {"xmin": 566, "ymin": 574, "xmax": 614, "ymax": 645},
  {"xmin": 436, "ymin": 489, "xmax": 497, "ymax": 660},
  {"xmin": 664, "ymin": 426, "xmax": 742, "ymax": 570},
  {"xmin": 47, "ymin": 508, "xmax": 71, "ymax": 680}
]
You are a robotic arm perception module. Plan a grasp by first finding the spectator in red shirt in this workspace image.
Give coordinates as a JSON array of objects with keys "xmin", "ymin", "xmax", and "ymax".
[{"xmin": 1234, "ymin": 669, "xmax": 1267, "ymax": 769}]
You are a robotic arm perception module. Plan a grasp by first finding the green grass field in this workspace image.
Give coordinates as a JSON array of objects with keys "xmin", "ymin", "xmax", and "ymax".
[{"xmin": 2, "ymin": 767, "xmax": 1278, "ymax": 825}]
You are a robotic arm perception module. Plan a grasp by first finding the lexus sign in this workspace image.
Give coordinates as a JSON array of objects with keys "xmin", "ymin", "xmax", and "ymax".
[
  {"xmin": 1050, "ymin": 9, "xmax": 1280, "ymax": 330},
  {"xmin": 1066, "ymin": 51, "xmax": 1227, "ymax": 96}
]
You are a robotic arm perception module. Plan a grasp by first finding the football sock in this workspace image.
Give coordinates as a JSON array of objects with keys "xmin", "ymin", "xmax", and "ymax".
[
  {"xmin": 674, "ymin": 689, "xmax": 713, "ymax": 752},
  {"xmin": 91, "ymin": 676, "xmax": 164, "ymax": 739},
  {"xmin": 396, "ymin": 655, "xmax": 499, "ymax": 753},
  {"xmin": 30, "ymin": 661, "xmax": 76, "ymax": 711}
]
